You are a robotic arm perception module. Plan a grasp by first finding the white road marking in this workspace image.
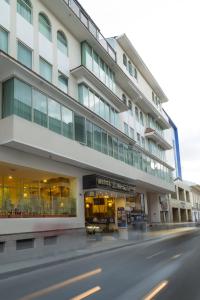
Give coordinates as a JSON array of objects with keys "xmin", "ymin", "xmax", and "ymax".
[
  {"xmin": 19, "ymin": 268, "xmax": 102, "ymax": 300},
  {"xmin": 146, "ymin": 250, "xmax": 165, "ymax": 259},
  {"xmin": 171, "ymin": 253, "xmax": 182, "ymax": 260},
  {"xmin": 143, "ymin": 280, "xmax": 168, "ymax": 300},
  {"xmin": 70, "ymin": 286, "xmax": 101, "ymax": 300}
]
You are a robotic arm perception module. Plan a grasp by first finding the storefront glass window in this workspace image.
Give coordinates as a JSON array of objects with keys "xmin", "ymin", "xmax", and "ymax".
[{"xmin": 0, "ymin": 173, "xmax": 76, "ymax": 218}]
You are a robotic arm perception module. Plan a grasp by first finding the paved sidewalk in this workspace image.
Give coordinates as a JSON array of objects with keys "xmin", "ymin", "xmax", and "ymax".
[{"xmin": 0, "ymin": 226, "xmax": 197, "ymax": 279}]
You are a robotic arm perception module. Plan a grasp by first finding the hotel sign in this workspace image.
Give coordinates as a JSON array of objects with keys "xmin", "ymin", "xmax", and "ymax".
[{"xmin": 83, "ymin": 174, "xmax": 136, "ymax": 194}]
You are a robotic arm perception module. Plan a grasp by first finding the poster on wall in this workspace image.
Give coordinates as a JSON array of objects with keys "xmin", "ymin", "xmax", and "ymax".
[{"xmin": 117, "ymin": 207, "xmax": 127, "ymax": 228}]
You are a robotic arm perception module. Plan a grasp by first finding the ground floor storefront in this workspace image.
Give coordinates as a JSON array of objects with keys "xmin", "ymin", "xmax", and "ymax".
[{"xmin": 83, "ymin": 174, "xmax": 147, "ymax": 232}]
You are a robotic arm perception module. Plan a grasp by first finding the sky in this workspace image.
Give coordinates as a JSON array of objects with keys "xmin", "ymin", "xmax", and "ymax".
[{"xmin": 79, "ymin": 0, "xmax": 200, "ymax": 183}]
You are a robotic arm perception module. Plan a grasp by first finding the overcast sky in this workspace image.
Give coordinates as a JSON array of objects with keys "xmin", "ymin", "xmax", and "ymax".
[{"xmin": 79, "ymin": 0, "xmax": 200, "ymax": 183}]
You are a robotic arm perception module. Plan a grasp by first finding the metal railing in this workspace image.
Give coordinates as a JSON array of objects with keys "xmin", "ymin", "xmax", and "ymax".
[{"xmin": 65, "ymin": 0, "xmax": 116, "ymax": 61}]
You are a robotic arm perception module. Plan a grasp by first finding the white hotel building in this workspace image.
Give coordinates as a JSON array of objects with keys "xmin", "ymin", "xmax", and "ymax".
[{"xmin": 0, "ymin": 0, "xmax": 175, "ymax": 259}]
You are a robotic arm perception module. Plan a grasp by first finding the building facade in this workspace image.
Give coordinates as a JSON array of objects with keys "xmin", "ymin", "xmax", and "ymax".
[
  {"xmin": 189, "ymin": 184, "xmax": 200, "ymax": 222},
  {"xmin": 0, "ymin": 0, "xmax": 175, "ymax": 261}
]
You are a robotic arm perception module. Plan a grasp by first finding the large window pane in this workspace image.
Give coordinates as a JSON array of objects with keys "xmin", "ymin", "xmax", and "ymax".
[
  {"xmin": 2, "ymin": 79, "xmax": 14, "ymax": 117},
  {"xmin": 108, "ymin": 135, "xmax": 113, "ymax": 157},
  {"xmin": 0, "ymin": 27, "xmax": 8, "ymax": 53},
  {"xmin": 99, "ymin": 98, "xmax": 105, "ymax": 118},
  {"xmin": 33, "ymin": 90, "xmax": 47, "ymax": 127},
  {"xmin": 86, "ymin": 120, "xmax": 93, "ymax": 148},
  {"xmin": 62, "ymin": 106, "xmax": 73, "ymax": 139},
  {"xmin": 93, "ymin": 51, "xmax": 99, "ymax": 77},
  {"xmin": 113, "ymin": 137, "xmax": 118, "ymax": 159},
  {"xmin": 17, "ymin": 42, "xmax": 32, "ymax": 69},
  {"xmin": 57, "ymin": 31, "xmax": 68, "ymax": 55},
  {"xmin": 74, "ymin": 114, "xmax": 86, "ymax": 143},
  {"xmin": 39, "ymin": 57, "xmax": 52, "ymax": 82},
  {"xmin": 94, "ymin": 94, "xmax": 100, "ymax": 115},
  {"xmin": 14, "ymin": 79, "xmax": 32, "ymax": 120},
  {"xmin": 78, "ymin": 85, "xmax": 89, "ymax": 107},
  {"xmin": 93, "ymin": 125, "xmax": 101, "ymax": 152},
  {"xmin": 89, "ymin": 90, "xmax": 95, "ymax": 111},
  {"xmin": 104, "ymin": 103, "xmax": 110, "ymax": 122},
  {"xmin": 17, "ymin": 0, "xmax": 32, "ymax": 23},
  {"xmin": 58, "ymin": 73, "xmax": 68, "ymax": 93},
  {"xmin": 39, "ymin": 13, "xmax": 51, "ymax": 41},
  {"xmin": 118, "ymin": 142, "xmax": 124, "ymax": 161},
  {"xmin": 48, "ymin": 99, "xmax": 61, "ymax": 134},
  {"xmin": 101, "ymin": 130, "xmax": 108, "ymax": 154},
  {"xmin": 82, "ymin": 42, "xmax": 92, "ymax": 70}
]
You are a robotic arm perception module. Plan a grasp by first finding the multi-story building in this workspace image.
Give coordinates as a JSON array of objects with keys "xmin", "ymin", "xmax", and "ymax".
[
  {"xmin": 0, "ymin": 0, "xmax": 175, "ymax": 261},
  {"xmin": 168, "ymin": 179, "xmax": 192, "ymax": 222},
  {"xmin": 189, "ymin": 184, "xmax": 200, "ymax": 222}
]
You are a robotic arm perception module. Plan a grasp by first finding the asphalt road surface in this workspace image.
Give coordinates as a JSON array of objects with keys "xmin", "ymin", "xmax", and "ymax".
[{"xmin": 1, "ymin": 228, "xmax": 200, "ymax": 300}]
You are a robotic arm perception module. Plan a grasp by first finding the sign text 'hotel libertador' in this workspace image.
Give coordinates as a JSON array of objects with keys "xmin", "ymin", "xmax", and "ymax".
[{"xmin": 83, "ymin": 174, "xmax": 136, "ymax": 194}]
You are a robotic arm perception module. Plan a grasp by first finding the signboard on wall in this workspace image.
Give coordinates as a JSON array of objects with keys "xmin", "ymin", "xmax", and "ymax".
[{"xmin": 83, "ymin": 174, "xmax": 136, "ymax": 195}]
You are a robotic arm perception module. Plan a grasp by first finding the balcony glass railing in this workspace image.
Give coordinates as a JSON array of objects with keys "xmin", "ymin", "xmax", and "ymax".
[{"xmin": 65, "ymin": 0, "xmax": 116, "ymax": 61}]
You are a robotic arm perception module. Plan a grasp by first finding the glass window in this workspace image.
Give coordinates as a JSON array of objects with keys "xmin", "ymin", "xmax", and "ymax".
[
  {"xmin": 134, "ymin": 68, "xmax": 138, "ymax": 80},
  {"xmin": 39, "ymin": 57, "xmax": 52, "ymax": 82},
  {"xmin": 130, "ymin": 127, "xmax": 134, "ymax": 140},
  {"xmin": 93, "ymin": 125, "xmax": 101, "ymax": 152},
  {"xmin": 39, "ymin": 13, "xmax": 51, "ymax": 41},
  {"xmin": 89, "ymin": 90, "xmax": 95, "ymax": 111},
  {"xmin": 86, "ymin": 120, "xmax": 93, "ymax": 148},
  {"xmin": 0, "ymin": 27, "xmax": 8, "ymax": 53},
  {"xmin": 17, "ymin": 42, "xmax": 32, "ymax": 69},
  {"xmin": 58, "ymin": 73, "xmax": 68, "ymax": 93},
  {"xmin": 62, "ymin": 106, "xmax": 73, "ymax": 139},
  {"xmin": 99, "ymin": 98, "xmax": 105, "ymax": 118},
  {"xmin": 128, "ymin": 61, "xmax": 133, "ymax": 76},
  {"xmin": 74, "ymin": 114, "xmax": 85, "ymax": 143},
  {"xmin": 57, "ymin": 31, "xmax": 68, "ymax": 55},
  {"xmin": 123, "ymin": 54, "xmax": 127, "ymax": 67},
  {"xmin": 124, "ymin": 122, "xmax": 129, "ymax": 136},
  {"xmin": 113, "ymin": 137, "xmax": 118, "ymax": 159},
  {"xmin": 99, "ymin": 59, "xmax": 105, "ymax": 83},
  {"xmin": 123, "ymin": 143, "xmax": 129, "ymax": 164},
  {"xmin": 108, "ymin": 135, "xmax": 113, "ymax": 157},
  {"xmin": 110, "ymin": 108, "xmax": 115, "ymax": 125},
  {"xmin": 101, "ymin": 130, "xmax": 108, "ymax": 154},
  {"xmin": 93, "ymin": 51, "xmax": 99, "ymax": 77},
  {"xmin": 141, "ymin": 137, "xmax": 145, "ymax": 148},
  {"xmin": 128, "ymin": 100, "xmax": 132, "ymax": 110},
  {"xmin": 2, "ymin": 78, "xmax": 14, "ymax": 117},
  {"xmin": 33, "ymin": 90, "xmax": 47, "ymax": 127},
  {"xmin": 82, "ymin": 42, "xmax": 92, "ymax": 70},
  {"xmin": 140, "ymin": 111, "xmax": 144, "ymax": 126},
  {"xmin": 104, "ymin": 102, "xmax": 110, "ymax": 122},
  {"xmin": 48, "ymin": 98, "xmax": 61, "ymax": 134},
  {"xmin": 135, "ymin": 106, "xmax": 139, "ymax": 121},
  {"xmin": 118, "ymin": 141, "xmax": 124, "ymax": 161},
  {"xmin": 17, "ymin": 0, "xmax": 32, "ymax": 23},
  {"xmin": 94, "ymin": 94, "xmax": 100, "ymax": 115},
  {"xmin": 14, "ymin": 79, "xmax": 32, "ymax": 120},
  {"xmin": 137, "ymin": 133, "xmax": 141, "ymax": 145}
]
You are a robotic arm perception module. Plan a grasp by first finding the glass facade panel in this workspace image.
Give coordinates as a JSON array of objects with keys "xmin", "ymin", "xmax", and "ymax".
[
  {"xmin": 89, "ymin": 89, "xmax": 95, "ymax": 111},
  {"xmin": 93, "ymin": 51, "xmax": 99, "ymax": 77},
  {"xmin": 86, "ymin": 120, "xmax": 93, "ymax": 148},
  {"xmin": 17, "ymin": 42, "xmax": 32, "ymax": 69},
  {"xmin": 33, "ymin": 90, "xmax": 47, "ymax": 127},
  {"xmin": 93, "ymin": 125, "xmax": 101, "ymax": 152},
  {"xmin": 101, "ymin": 130, "xmax": 108, "ymax": 154},
  {"xmin": 0, "ymin": 27, "xmax": 8, "ymax": 53},
  {"xmin": 39, "ymin": 58, "xmax": 52, "ymax": 82},
  {"xmin": 94, "ymin": 94, "xmax": 100, "ymax": 115},
  {"xmin": 14, "ymin": 79, "xmax": 32, "ymax": 120},
  {"xmin": 74, "ymin": 114, "xmax": 86, "ymax": 143},
  {"xmin": 62, "ymin": 106, "xmax": 73, "ymax": 139},
  {"xmin": 2, "ymin": 77, "xmax": 172, "ymax": 184},
  {"xmin": 48, "ymin": 98, "xmax": 61, "ymax": 134},
  {"xmin": 17, "ymin": 0, "xmax": 32, "ymax": 23},
  {"xmin": 82, "ymin": 42, "xmax": 92, "ymax": 71}
]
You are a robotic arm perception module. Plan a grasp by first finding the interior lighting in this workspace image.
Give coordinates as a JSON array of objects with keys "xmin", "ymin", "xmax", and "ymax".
[
  {"xmin": 86, "ymin": 203, "xmax": 90, "ymax": 209},
  {"xmin": 43, "ymin": 179, "xmax": 47, "ymax": 183},
  {"xmin": 8, "ymin": 176, "xmax": 13, "ymax": 180}
]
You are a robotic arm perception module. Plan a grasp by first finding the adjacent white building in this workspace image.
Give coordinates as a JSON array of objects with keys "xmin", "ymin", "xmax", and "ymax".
[{"xmin": 0, "ymin": 0, "xmax": 176, "ymax": 260}]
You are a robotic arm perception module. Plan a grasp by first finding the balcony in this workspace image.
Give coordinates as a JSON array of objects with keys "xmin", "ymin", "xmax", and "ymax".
[
  {"xmin": 145, "ymin": 128, "xmax": 172, "ymax": 150},
  {"xmin": 40, "ymin": 0, "xmax": 116, "ymax": 64},
  {"xmin": 71, "ymin": 65, "xmax": 128, "ymax": 112}
]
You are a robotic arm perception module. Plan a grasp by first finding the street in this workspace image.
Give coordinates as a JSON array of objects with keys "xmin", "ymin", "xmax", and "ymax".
[{"xmin": 1, "ymin": 228, "xmax": 200, "ymax": 300}]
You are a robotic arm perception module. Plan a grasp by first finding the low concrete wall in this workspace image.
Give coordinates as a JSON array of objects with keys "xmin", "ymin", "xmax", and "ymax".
[{"xmin": 0, "ymin": 228, "xmax": 86, "ymax": 265}]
